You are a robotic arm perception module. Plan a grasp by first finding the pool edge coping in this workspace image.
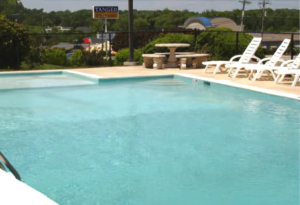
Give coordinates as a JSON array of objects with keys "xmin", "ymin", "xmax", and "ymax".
[{"xmin": 175, "ymin": 73, "xmax": 300, "ymax": 101}]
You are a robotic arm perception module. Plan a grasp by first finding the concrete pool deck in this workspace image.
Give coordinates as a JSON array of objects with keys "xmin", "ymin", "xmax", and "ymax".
[{"xmin": 68, "ymin": 66, "xmax": 300, "ymax": 96}]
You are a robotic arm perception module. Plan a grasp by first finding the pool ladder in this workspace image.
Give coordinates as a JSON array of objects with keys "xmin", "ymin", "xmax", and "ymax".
[{"xmin": 0, "ymin": 152, "xmax": 22, "ymax": 181}]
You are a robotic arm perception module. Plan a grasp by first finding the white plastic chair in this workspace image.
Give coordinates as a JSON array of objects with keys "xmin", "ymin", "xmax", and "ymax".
[
  {"xmin": 274, "ymin": 53, "xmax": 300, "ymax": 87},
  {"xmin": 242, "ymin": 39, "xmax": 291, "ymax": 81},
  {"xmin": 226, "ymin": 39, "xmax": 291, "ymax": 80},
  {"xmin": 203, "ymin": 37, "xmax": 262, "ymax": 74}
]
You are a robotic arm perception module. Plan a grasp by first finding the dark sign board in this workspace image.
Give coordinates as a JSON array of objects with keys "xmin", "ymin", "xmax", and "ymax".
[{"xmin": 93, "ymin": 6, "xmax": 119, "ymax": 19}]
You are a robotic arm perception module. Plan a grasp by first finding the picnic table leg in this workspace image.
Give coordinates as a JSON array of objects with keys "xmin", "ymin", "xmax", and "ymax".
[
  {"xmin": 153, "ymin": 57, "xmax": 164, "ymax": 69},
  {"xmin": 180, "ymin": 58, "xmax": 187, "ymax": 70},
  {"xmin": 165, "ymin": 47, "xmax": 179, "ymax": 68}
]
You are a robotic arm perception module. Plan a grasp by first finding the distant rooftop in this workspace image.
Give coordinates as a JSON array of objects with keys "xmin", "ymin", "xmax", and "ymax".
[
  {"xmin": 182, "ymin": 16, "xmax": 241, "ymax": 31},
  {"xmin": 45, "ymin": 26, "xmax": 90, "ymax": 33},
  {"xmin": 249, "ymin": 33, "xmax": 300, "ymax": 42}
]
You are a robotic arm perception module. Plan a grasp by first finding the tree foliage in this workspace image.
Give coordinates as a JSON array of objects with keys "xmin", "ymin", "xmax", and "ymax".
[
  {"xmin": 69, "ymin": 49, "xmax": 83, "ymax": 66},
  {"xmin": 0, "ymin": 15, "xmax": 30, "ymax": 69},
  {"xmin": 0, "ymin": 1, "xmax": 298, "ymax": 32},
  {"xmin": 44, "ymin": 49, "xmax": 68, "ymax": 66},
  {"xmin": 143, "ymin": 33, "xmax": 195, "ymax": 54},
  {"xmin": 195, "ymin": 27, "xmax": 264, "ymax": 60},
  {"xmin": 24, "ymin": 47, "xmax": 45, "ymax": 69},
  {"xmin": 114, "ymin": 48, "xmax": 143, "ymax": 66}
]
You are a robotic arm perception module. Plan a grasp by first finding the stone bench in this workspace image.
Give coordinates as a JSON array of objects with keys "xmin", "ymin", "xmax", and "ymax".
[
  {"xmin": 142, "ymin": 54, "xmax": 166, "ymax": 69},
  {"xmin": 155, "ymin": 52, "xmax": 196, "ymax": 68},
  {"xmin": 154, "ymin": 52, "xmax": 195, "ymax": 55},
  {"xmin": 175, "ymin": 54, "xmax": 209, "ymax": 69}
]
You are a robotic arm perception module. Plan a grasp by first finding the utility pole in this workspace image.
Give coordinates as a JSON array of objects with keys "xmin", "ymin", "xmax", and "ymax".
[
  {"xmin": 41, "ymin": 9, "xmax": 44, "ymax": 34},
  {"xmin": 259, "ymin": 0, "xmax": 270, "ymax": 33},
  {"xmin": 239, "ymin": 0, "xmax": 251, "ymax": 31}
]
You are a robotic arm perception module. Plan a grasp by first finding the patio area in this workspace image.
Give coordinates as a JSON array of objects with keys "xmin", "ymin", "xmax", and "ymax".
[{"xmin": 69, "ymin": 66, "xmax": 300, "ymax": 96}]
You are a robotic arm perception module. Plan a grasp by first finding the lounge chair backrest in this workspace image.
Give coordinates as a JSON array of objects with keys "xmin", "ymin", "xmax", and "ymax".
[
  {"xmin": 265, "ymin": 39, "xmax": 291, "ymax": 66},
  {"xmin": 239, "ymin": 37, "xmax": 262, "ymax": 64},
  {"xmin": 288, "ymin": 53, "xmax": 300, "ymax": 70}
]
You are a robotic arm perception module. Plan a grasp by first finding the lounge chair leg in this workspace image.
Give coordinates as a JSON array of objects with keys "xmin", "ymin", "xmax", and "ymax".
[
  {"xmin": 227, "ymin": 67, "xmax": 233, "ymax": 77},
  {"xmin": 252, "ymin": 71, "xmax": 260, "ymax": 81},
  {"xmin": 213, "ymin": 64, "xmax": 221, "ymax": 74},
  {"xmin": 278, "ymin": 74, "xmax": 285, "ymax": 83},
  {"xmin": 203, "ymin": 65, "xmax": 209, "ymax": 73},
  {"xmin": 232, "ymin": 67, "xmax": 241, "ymax": 79},
  {"xmin": 270, "ymin": 70, "xmax": 276, "ymax": 81},
  {"xmin": 292, "ymin": 74, "xmax": 300, "ymax": 87},
  {"xmin": 248, "ymin": 70, "xmax": 254, "ymax": 80},
  {"xmin": 245, "ymin": 69, "xmax": 249, "ymax": 77},
  {"xmin": 275, "ymin": 74, "xmax": 282, "ymax": 84}
]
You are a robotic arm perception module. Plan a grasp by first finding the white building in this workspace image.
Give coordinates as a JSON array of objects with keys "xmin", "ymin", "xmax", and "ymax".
[{"xmin": 45, "ymin": 26, "xmax": 90, "ymax": 33}]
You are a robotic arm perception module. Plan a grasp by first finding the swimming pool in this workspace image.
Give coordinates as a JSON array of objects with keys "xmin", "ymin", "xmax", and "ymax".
[{"xmin": 0, "ymin": 72, "xmax": 299, "ymax": 205}]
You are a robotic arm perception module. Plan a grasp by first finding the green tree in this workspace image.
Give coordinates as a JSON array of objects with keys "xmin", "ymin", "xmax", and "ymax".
[
  {"xmin": 44, "ymin": 49, "xmax": 68, "ymax": 66},
  {"xmin": 267, "ymin": 26, "xmax": 275, "ymax": 32},
  {"xmin": 0, "ymin": 15, "xmax": 30, "ymax": 69},
  {"xmin": 114, "ymin": 48, "xmax": 143, "ymax": 66},
  {"xmin": 24, "ymin": 47, "xmax": 45, "ymax": 69},
  {"xmin": 69, "ymin": 49, "xmax": 83, "ymax": 66},
  {"xmin": 134, "ymin": 18, "xmax": 150, "ymax": 31},
  {"xmin": 43, "ymin": 19, "xmax": 54, "ymax": 27},
  {"xmin": 87, "ymin": 19, "xmax": 104, "ymax": 32},
  {"xmin": 195, "ymin": 27, "xmax": 264, "ymax": 60},
  {"xmin": 291, "ymin": 27, "xmax": 298, "ymax": 32},
  {"xmin": 22, "ymin": 17, "xmax": 35, "ymax": 26},
  {"xmin": 143, "ymin": 33, "xmax": 194, "ymax": 54}
]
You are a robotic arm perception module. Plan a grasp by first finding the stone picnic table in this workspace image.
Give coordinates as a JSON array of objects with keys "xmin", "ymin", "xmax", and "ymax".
[{"xmin": 155, "ymin": 43, "xmax": 190, "ymax": 68}]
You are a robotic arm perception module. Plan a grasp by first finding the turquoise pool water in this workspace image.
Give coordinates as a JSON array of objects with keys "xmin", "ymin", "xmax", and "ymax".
[
  {"xmin": 0, "ymin": 76, "xmax": 299, "ymax": 205},
  {"xmin": 0, "ymin": 72, "xmax": 96, "ymax": 90}
]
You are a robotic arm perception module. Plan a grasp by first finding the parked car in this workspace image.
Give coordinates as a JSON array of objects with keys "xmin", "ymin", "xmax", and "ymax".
[{"xmin": 66, "ymin": 49, "xmax": 77, "ymax": 58}]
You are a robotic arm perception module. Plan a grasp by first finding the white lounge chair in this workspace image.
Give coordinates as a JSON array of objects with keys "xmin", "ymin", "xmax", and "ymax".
[
  {"xmin": 202, "ymin": 37, "xmax": 262, "ymax": 74},
  {"xmin": 274, "ymin": 54, "xmax": 300, "ymax": 87},
  {"xmin": 226, "ymin": 39, "xmax": 291, "ymax": 80}
]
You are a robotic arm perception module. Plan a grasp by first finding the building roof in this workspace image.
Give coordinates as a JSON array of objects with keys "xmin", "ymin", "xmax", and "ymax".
[
  {"xmin": 249, "ymin": 33, "xmax": 300, "ymax": 42},
  {"xmin": 183, "ymin": 16, "xmax": 240, "ymax": 31},
  {"xmin": 209, "ymin": 17, "xmax": 241, "ymax": 31},
  {"xmin": 197, "ymin": 17, "xmax": 213, "ymax": 27}
]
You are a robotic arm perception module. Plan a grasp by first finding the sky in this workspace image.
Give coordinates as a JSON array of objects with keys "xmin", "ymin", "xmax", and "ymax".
[{"xmin": 21, "ymin": 0, "xmax": 299, "ymax": 12}]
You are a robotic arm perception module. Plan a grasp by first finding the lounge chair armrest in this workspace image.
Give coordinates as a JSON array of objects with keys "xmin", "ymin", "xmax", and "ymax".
[
  {"xmin": 280, "ymin": 60, "xmax": 294, "ymax": 67},
  {"xmin": 251, "ymin": 56, "xmax": 261, "ymax": 62},
  {"xmin": 257, "ymin": 58, "xmax": 271, "ymax": 65},
  {"xmin": 229, "ymin": 55, "xmax": 243, "ymax": 62}
]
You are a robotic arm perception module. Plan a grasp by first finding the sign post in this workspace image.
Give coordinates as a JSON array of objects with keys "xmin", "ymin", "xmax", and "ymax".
[{"xmin": 93, "ymin": 6, "xmax": 119, "ymax": 33}]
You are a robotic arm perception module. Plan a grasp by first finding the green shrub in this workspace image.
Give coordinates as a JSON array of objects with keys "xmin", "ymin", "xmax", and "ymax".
[
  {"xmin": 45, "ymin": 49, "xmax": 68, "ymax": 66},
  {"xmin": 195, "ymin": 27, "xmax": 265, "ymax": 60},
  {"xmin": 83, "ymin": 50, "xmax": 108, "ymax": 67},
  {"xmin": 69, "ymin": 50, "xmax": 84, "ymax": 66},
  {"xmin": 142, "ymin": 33, "xmax": 195, "ymax": 54},
  {"xmin": 24, "ymin": 47, "xmax": 45, "ymax": 69},
  {"xmin": 114, "ymin": 48, "xmax": 143, "ymax": 66}
]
